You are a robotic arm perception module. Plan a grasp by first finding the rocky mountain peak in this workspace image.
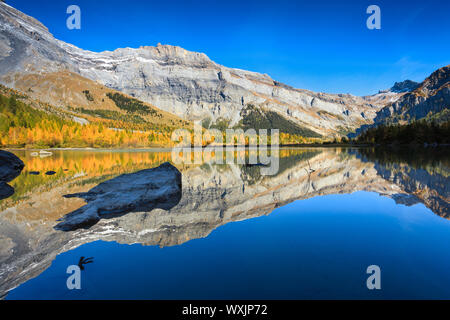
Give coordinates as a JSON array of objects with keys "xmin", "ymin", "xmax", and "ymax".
[
  {"xmin": 390, "ymin": 80, "xmax": 419, "ymax": 93},
  {"xmin": 136, "ymin": 43, "xmax": 215, "ymax": 67}
]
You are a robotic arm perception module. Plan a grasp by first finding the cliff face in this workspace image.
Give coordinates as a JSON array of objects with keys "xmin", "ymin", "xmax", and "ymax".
[
  {"xmin": 370, "ymin": 66, "xmax": 450, "ymax": 125},
  {"xmin": 0, "ymin": 2, "xmax": 396, "ymax": 137}
]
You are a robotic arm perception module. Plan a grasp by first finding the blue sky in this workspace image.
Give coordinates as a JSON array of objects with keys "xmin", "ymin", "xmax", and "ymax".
[{"xmin": 7, "ymin": 0, "xmax": 450, "ymax": 95}]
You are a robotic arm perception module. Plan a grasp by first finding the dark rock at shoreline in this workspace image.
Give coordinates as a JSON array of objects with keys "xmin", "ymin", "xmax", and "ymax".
[
  {"xmin": 0, "ymin": 150, "xmax": 24, "ymax": 200},
  {"xmin": 55, "ymin": 162, "xmax": 182, "ymax": 231},
  {"xmin": 45, "ymin": 171, "xmax": 56, "ymax": 176},
  {"xmin": 0, "ymin": 182, "xmax": 14, "ymax": 200},
  {"xmin": 29, "ymin": 171, "xmax": 40, "ymax": 175},
  {"xmin": 0, "ymin": 150, "xmax": 24, "ymax": 183}
]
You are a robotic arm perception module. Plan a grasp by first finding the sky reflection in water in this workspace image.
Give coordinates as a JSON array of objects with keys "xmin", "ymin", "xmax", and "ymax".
[{"xmin": 1, "ymin": 147, "xmax": 449, "ymax": 299}]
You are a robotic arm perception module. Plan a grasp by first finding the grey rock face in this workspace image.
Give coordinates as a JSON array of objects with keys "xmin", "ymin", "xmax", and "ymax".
[
  {"xmin": 55, "ymin": 162, "xmax": 182, "ymax": 231},
  {"xmin": 0, "ymin": 3, "xmax": 74, "ymax": 74},
  {"xmin": 0, "ymin": 2, "xmax": 393, "ymax": 137}
]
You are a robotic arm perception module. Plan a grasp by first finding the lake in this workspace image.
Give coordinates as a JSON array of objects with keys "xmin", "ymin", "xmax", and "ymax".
[{"xmin": 0, "ymin": 147, "xmax": 449, "ymax": 299}]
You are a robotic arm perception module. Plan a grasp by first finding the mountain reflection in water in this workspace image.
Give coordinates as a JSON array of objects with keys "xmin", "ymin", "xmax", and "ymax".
[{"xmin": 0, "ymin": 147, "xmax": 448, "ymax": 299}]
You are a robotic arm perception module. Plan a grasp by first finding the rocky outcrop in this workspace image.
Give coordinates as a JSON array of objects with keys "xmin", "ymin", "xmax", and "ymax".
[
  {"xmin": 0, "ymin": 2, "xmax": 395, "ymax": 137},
  {"xmin": 55, "ymin": 163, "xmax": 182, "ymax": 231},
  {"xmin": 389, "ymin": 80, "xmax": 420, "ymax": 94},
  {"xmin": 0, "ymin": 150, "xmax": 24, "ymax": 200}
]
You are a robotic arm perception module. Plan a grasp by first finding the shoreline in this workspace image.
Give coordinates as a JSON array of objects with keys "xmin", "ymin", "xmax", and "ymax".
[
  {"xmin": 3, "ymin": 143, "xmax": 449, "ymax": 152},
  {"xmin": 2, "ymin": 144, "xmax": 369, "ymax": 151}
]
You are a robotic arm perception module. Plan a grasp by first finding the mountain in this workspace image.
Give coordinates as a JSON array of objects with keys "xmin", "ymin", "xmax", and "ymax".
[
  {"xmin": 389, "ymin": 80, "xmax": 420, "ymax": 93},
  {"xmin": 352, "ymin": 65, "xmax": 450, "ymax": 137},
  {"xmin": 374, "ymin": 66, "xmax": 450, "ymax": 125},
  {"xmin": 0, "ymin": 2, "xmax": 398, "ymax": 138}
]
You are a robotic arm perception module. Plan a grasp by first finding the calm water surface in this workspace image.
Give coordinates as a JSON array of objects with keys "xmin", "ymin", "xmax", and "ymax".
[{"xmin": 0, "ymin": 147, "xmax": 449, "ymax": 299}]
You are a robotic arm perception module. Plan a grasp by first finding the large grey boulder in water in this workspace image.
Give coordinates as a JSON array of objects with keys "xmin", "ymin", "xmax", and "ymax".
[
  {"xmin": 55, "ymin": 162, "xmax": 182, "ymax": 231},
  {"xmin": 0, "ymin": 150, "xmax": 24, "ymax": 200}
]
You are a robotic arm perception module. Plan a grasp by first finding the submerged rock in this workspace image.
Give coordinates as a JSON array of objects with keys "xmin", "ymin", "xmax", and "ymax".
[
  {"xmin": 0, "ymin": 150, "xmax": 24, "ymax": 200},
  {"xmin": 31, "ymin": 150, "xmax": 53, "ymax": 158},
  {"xmin": 55, "ymin": 162, "xmax": 182, "ymax": 231}
]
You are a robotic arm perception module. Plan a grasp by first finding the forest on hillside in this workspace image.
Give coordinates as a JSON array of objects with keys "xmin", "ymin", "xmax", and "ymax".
[
  {"xmin": 0, "ymin": 92, "xmax": 320, "ymax": 148},
  {"xmin": 355, "ymin": 120, "xmax": 450, "ymax": 145},
  {"xmin": 6, "ymin": 85, "xmax": 447, "ymax": 149},
  {"xmin": 0, "ymin": 93, "xmax": 175, "ymax": 148}
]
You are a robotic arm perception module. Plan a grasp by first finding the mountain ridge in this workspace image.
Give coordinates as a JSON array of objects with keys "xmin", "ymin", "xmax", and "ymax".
[
  {"xmin": 389, "ymin": 80, "xmax": 420, "ymax": 93},
  {"xmin": 371, "ymin": 65, "xmax": 449, "ymax": 125},
  {"xmin": 0, "ymin": 2, "xmax": 400, "ymax": 138}
]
